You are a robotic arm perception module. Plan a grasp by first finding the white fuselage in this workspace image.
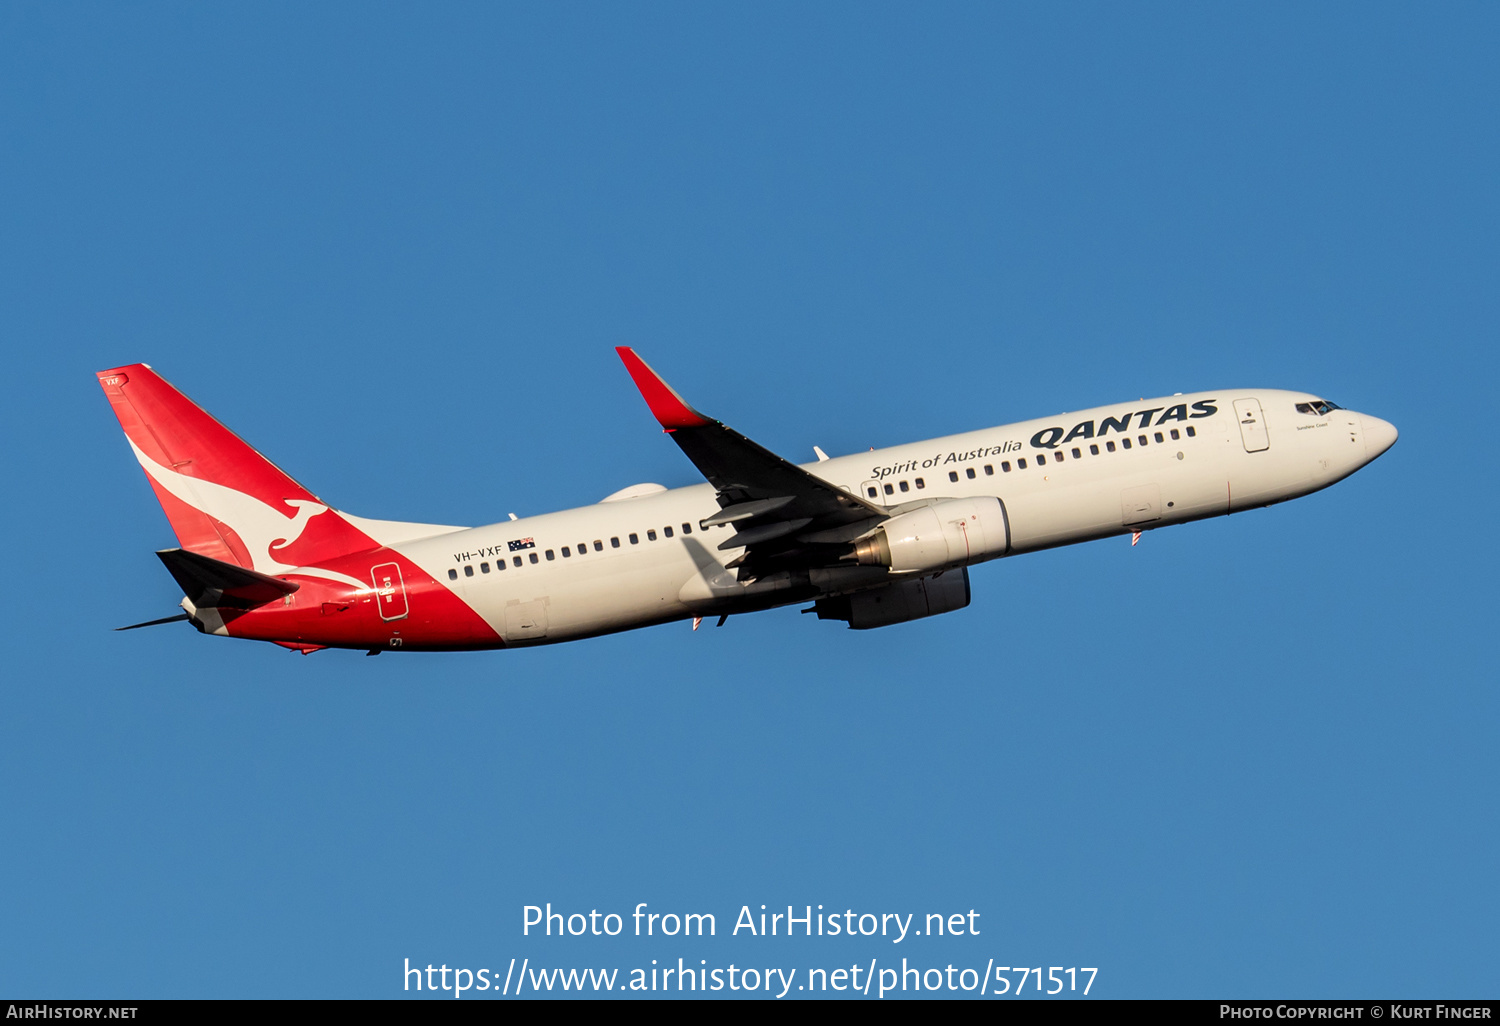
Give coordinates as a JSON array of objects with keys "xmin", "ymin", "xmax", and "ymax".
[{"xmin": 387, "ymin": 390, "xmax": 1393, "ymax": 645}]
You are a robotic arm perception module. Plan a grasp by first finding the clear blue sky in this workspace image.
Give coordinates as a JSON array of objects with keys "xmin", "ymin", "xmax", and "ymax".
[{"xmin": 1, "ymin": 1, "xmax": 1495, "ymax": 999}]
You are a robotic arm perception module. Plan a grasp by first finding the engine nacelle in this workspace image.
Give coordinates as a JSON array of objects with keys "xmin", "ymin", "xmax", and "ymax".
[
  {"xmin": 851, "ymin": 497, "xmax": 1009, "ymax": 573},
  {"xmin": 814, "ymin": 568, "xmax": 970, "ymax": 629}
]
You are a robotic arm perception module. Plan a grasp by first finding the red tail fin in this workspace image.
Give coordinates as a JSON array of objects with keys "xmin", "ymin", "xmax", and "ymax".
[{"xmin": 97, "ymin": 365, "xmax": 377, "ymax": 572}]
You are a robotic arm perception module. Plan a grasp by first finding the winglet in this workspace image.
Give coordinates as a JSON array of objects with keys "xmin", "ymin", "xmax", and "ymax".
[{"xmin": 615, "ymin": 348, "xmax": 714, "ymax": 430}]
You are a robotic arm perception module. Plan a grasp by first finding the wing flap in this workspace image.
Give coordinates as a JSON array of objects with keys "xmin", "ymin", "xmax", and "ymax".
[
  {"xmin": 716, "ymin": 518, "xmax": 812, "ymax": 551},
  {"xmin": 701, "ymin": 496, "xmax": 796, "ymax": 527}
]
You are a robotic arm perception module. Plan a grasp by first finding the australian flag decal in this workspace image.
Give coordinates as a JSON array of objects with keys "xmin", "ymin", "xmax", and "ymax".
[{"xmin": 508, "ymin": 538, "xmax": 536, "ymax": 552}]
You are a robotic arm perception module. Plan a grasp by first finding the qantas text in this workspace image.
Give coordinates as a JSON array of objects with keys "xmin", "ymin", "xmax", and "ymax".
[
  {"xmin": 869, "ymin": 401, "xmax": 1219, "ymax": 479},
  {"xmin": 1028, "ymin": 400, "xmax": 1218, "ymax": 450}
]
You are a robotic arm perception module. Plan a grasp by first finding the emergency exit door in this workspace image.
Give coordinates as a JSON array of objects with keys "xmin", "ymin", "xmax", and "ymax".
[{"xmin": 1233, "ymin": 398, "xmax": 1270, "ymax": 452}]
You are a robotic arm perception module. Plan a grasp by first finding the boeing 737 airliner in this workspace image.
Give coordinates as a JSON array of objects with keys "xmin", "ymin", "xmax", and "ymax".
[{"xmin": 101, "ymin": 350, "xmax": 1397, "ymax": 652}]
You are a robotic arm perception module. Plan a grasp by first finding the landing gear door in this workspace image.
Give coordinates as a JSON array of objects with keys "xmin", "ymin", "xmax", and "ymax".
[
  {"xmin": 371, "ymin": 562, "xmax": 409, "ymax": 621},
  {"xmin": 1234, "ymin": 398, "xmax": 1270, "ymax": 452}
]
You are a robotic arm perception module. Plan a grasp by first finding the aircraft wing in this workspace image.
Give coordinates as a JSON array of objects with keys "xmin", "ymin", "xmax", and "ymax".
[{"xmin": 616, "ymin": 348, "xmax": 885, "ymax": 580}]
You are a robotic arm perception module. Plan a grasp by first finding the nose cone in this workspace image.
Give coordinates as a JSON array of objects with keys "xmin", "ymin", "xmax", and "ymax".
[{"xmin": 1361, "ymin": 414, "xmax": 1398, "ymax": 459}]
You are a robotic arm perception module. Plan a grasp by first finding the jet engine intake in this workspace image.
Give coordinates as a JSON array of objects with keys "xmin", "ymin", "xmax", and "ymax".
[{"xmin": 851, "ymin": 497, "xmax": 1009, "ymax": 573}]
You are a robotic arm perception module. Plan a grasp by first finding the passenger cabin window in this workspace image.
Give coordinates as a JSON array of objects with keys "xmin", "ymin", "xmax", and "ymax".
[
  {"xmin": 496, "ymin": 559, "xmax": 506, "ymax": 570},
  {"xmin": 966, "ymin": 467, "xmax": 976, "ymax": 478},
  {"xmin": 867, "ymin": 486, "xmax": 878, "ymax": 498},
  {"xmin": 949, "ymin": 471, "xmax": 959, "ymax": 482},
  {"xmin": 561, "ymin": 547, "xmax": 571, "ymax": 557},
  {"xmin": 481, "ymin": 562, "xmax": 490, "ymax": 573},
  {"xmin": 1138, "ymin": 435, "xmax": 1148, "ymax": 446},
  {"xmin": 578, "ymin": 542, "xmax": 587, "ymax": 553},
  {"xmin": 1122, "ymin": 438, "xmax": 1132, "ymax": 449},
  {"xmin": 1037, "ymin": 453, "xmax": 1047, "ymax": 465},
  {"xmin": 545, "ymin": 549, "xmax": 555, "ymax": 561},
  {"xmin": 464, "ymin": 564, "xmax": 474, "ymax": 576},
  {"xmin": 1106, "ymin": 441, "xmax": 1116, "ymax": 452},
  {"xmin": 629, "ymin": 533, "xmax": 639, "ymax": 545},
  {"xmin": 1154, "ymin": 432, "xmax": 1164, "ymax": 443},
  {"xmin": 1072, "ymin": 448, "xmax": 1081, "ymax": 458},
  {"xmin": 884, "ymin": 483, "xmax": 894, "ymax": 495},
  {"xmin": 984, "ymin": 465, "xmax": 993, "ymax": 475},
  {"xmin": 1018, "ymin": 458, "xmax": 1028, "ymax": 469},
  {"xmin": 899, "ymin": 480, "xmax": 909, "ymax": 492},
  {"xmin": 529, "ymin": 553, "xmax": 539, "ymax": 564},
  {"xmin": 646, "ymin": 529, "xmax": 657, "ymax": 541},
  {"xmin": 664, "ymin": 526, "xmax": 673, "ymax": 537},
  {"xmin": 513, "ymin": 556, "xmax": 523, "ymax": 567},
  {"xmin": 681, "ymin": 523, "xmax": 692, "ymax": 534},
  {"xmin": 448, "ymin": 569, "xmax": 458, "ymax": 580},
  {"xmin": 915, "ymin": 478, "xmax": 925, "ymax": 489},
  {"xmin": 1169, "ymin": 429, "xmax": 1179, "ymax": 440},
  {"xmin": 1090, "ymin": 444, "xmax": 1099, "ymax": 455},
  {"xmin": 1186, "ymin": 426, "xmax": 1196, "ymax": 437},
  {"xmin": 611, "ymin": 537, "xmax": 621, "ymax": 548}
]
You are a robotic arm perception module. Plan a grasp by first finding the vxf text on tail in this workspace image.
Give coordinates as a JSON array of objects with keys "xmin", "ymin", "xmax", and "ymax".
[{"xmin": 100, "ymin": 351, "xmax": 1397, "ymax": 654}]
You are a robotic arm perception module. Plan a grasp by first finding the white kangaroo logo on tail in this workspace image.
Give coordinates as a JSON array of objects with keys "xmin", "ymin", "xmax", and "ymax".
[
  {"xmin": 269, "ymin": 498, "xmax": 329, "ymax": 553},
  {"xmin": 128, "ymin": 440, "xmax": 366, "ymax": 590}
]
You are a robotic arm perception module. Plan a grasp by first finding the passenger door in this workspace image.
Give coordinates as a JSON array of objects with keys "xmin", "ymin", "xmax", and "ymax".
[
  {"xmin": 1233, "ymin": 398, "xmax": 1270, "ymax": 452},
  {"xmin": 371, "ymin": 562, "xmax": 409, "ymax": 622}
]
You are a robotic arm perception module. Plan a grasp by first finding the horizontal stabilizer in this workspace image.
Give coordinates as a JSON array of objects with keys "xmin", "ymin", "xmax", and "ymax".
[{"xmin": 156, "ymin": 548, "xmax": 301, "ymax": 609}]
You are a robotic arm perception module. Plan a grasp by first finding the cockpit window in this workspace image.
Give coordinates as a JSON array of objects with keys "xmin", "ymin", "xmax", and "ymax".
[{"xmin": 1296, "ymin": 399, "xmax": 1343, "ymax": 416}]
